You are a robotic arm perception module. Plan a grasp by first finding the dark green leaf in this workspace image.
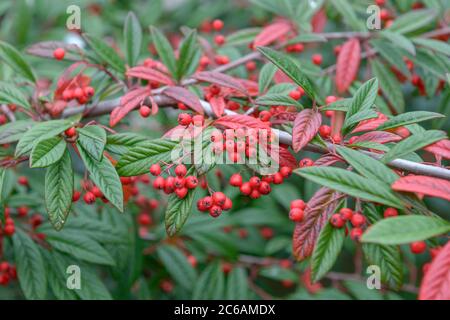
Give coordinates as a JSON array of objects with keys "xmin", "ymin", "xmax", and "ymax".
[
  {"xmin": 123, "ymin": 12, "xmax": 142, "ymax": 66},
  {"xmin": 258, "ymin": 63, "xmax": 277, "ymax": 93},
  {"xmin": 157, "ymin": 245, "xmax": 197, "ymax": 291},
  {"xmin": 83, "ymin": 33, "xmax": 125, "ymax": 74},
  {"xmin": 256, "ymin": 93, "xmax": 303, "ymax": 107},
  {"xmin": 0, "ymin": 81, "xmax": 31, "ymax": 109},
  {"xmin": 0, "ymin": 40, "xmax": 36, "ymax": 82},
  {"xmin": 377, "ymin": 111, "xmax": 444, "ymax": 131},
  {"xmin": 380, "ymin": 31, "xmax": 415, "ymax": 55},
  {"xmin": 413, "ymin": 38, "xmax": 450, "ymax": 57},
  {"xmin": 176, "ymin": 29, "xmax": 199, "ymax": 80},
  {"xmin": 150, "ymin": 26, "xmax": 177, "ymax": 77},
  {"xmin": 387, "ymin": 9, "xmax": 436, "ymax": 34},
  {"xmin": 0, "ymin": 119, "xmax": 33, "ymax": 144},
  {"xmin": 165, "ymin": 187, "xmax": 197, "ymax": 236},
  {"xmin": 77, "ymin": 125, "xmax": 106, "ymax": 161},
  {"xmin": 226, "ymin": 267, "xmax": 248, "ymax": 300},
  {"xmin": 371, "ymin": 59, "xmax": 404, "ymax": 113},
  {"xmin": 30, "ymin": 136, "xmax": 66, "ymax": 168}
]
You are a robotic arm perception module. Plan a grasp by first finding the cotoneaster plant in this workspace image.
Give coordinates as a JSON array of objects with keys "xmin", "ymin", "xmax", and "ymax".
[{"xmin": 0, "ymin": 0, "xmax": 449, "ymax": 300}]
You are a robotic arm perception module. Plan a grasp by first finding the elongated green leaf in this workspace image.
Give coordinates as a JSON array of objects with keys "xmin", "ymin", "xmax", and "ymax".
[
  {"xmin": 257, "ymin": 46, "xmax": 317, "ymax": 100},
  {"xmin": 193, "ymin": 262, "xmax": 225, "ymax": 299},
  {"xmin": 344, "ymin": 109, "xmax": 378, "ymax": 132},
  {"xmin": 256, "ymin": 93, "xmax": 303, "ymax": 107},
  {"xmin": 226, "ymin": 267, "xmax": 248, "ymax": 300},
  {"xmin": 370, "ymin": 39, "xmax": 410, "ymax": 76},
  {"xmin": 311, "ymin": 222, "xmax": 345, "ymax": 282},
  {"xmin": 45, "ymin": 149, "xmax": 73, "ymax": 230},
  {"xmin": 78, "ymin": 143, "xmax": 123, "ymax": 212},
  {"xmin": 344, "ymin": 78, "xmax": 378, "ymax": 130},
  {"xmin": 387, "ymin": 9, "xmax": 436, "ymax": 34},
  {"xmin": 258, "ymin": 63, "xmax": 277, "ymax": 93},
  {"xmin": 13, "ymin": 230, "xmax": 47, "ymax": 299},
  {"xmin": 150, "ymin": 26, "xmax": 177, "ymax": 77},
  {"xmin": 176, "ymin": 29, "xmax": 199, "ymax": 80},
  {"xmin": 15, "ymin": 120, "xmax": 72, "ymax": 157},
  {"xmin": 0, "ymin": 168, "xmax": 5, "ymax": 203},
  {"xmin": 0, "ymin": 81, "xmax": 31, "ymax": 109},
  {"xmin": 377, "ymin": 111, "xmax": 444, "ymax": 131},
  {"xmin": 382, "ymin": 130, "xmax": 446, "ymax": 163},
  {"xmin": 124, "ymin": 12, "xmax": 142, "ymax": 66},
  {"xmin": 380, "ymin": 31, "xmax": 415, "ymax": 55},
  {"xmin": 413, "ymin": 38, "xmax": 450, "ymax": 57},
  {"xmin": 165, "ymin": 187, "xmax": 197, "ymax": 236},
  {"xmin": 371, "ymin": 59, "xmax": 404, "ymax": 113},
  {"xmin": 0, "ymin": 40, "xmax": 36, "ymax": 82},
  {"xmin": 77, "ymin": 125, "xmax": 106, "ymax": 161},
  {"xmin": 44, "ymin": 229, "xmax": 116, "ymax": 266},
  {"xmin": 329, "ymin": 0, "xmax": 365, "ymax": 31},
  {"xmin": 0, "ymin": 119, "xmax": 33, "ymax": 144},
  {"xmin": 157, "ymin": 245, "xmax": 197, "ymax": 291},
  {"xmin": 225, "ymin": 27, "xmax": 261, "ymax": 46},
  {"xmin": 83, "ymin": 34, "xmax": 125, "ymax": 74},
  {"xmin": 295, "ymin": 167, "xmax": 404, "ymax": 208},
  {"xmin": 362, "ymin": 216, "xmax": 450, "ymax": 244},
  {"xmin": 30, "ymin": 136, "xmax": 66, "ymax": 168},
  {"xmin": 336, "ymin": 146, "xmax": 398, "ymax": 185},
  {"xmin": 362, "ymin": 243, "xmax": 403, "ymax": 289},
  {"xmin": 116, "ymin": 138, "xmax": 179, "ymax": 176},
  {"xmin": 411, "ymin": 47, "xmax": 448, "ymax": 80}
]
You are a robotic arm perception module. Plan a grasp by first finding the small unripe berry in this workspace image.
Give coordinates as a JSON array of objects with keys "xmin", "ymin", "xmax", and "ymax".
[
  {"xmin": 139, "ymin": 105, "xmax": 151, "ymax": 118},
  {"xmin": 53, "ymin": 48, "xmax": 65, "ymax": 60},
  {"xmin": 330, "ymin": 213, "xmax": 345, "ymax": 228},
  {"xmin": 384, "ymin": 207, "xmax": 398, "ymax": 218},
  {"xmin": 289, "ymin": 208, "xmax": 304, "ymax": 222},
  {"xmin": 410, "ymin": 241, "xmax": 427, "ymax": 254}
]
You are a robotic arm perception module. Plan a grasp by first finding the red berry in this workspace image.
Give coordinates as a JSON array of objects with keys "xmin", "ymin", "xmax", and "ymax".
[
  {"xmin": 83, "ymin": 192, "xmax": 96, "ymax": 204},
  {"xmin": 319, "ymin": 125, "xmax": 331, "ymax": 139},
  {"xmin": 260, "ymin": 227, "xmax": 274, "ymax": 239},
  {"xmin": 332, "ymin": 134, "xmax": 342, "ymax": 144},
  {"xmin": 299, "ymin": 158, "xmax": 314, "ymax": 168},
  {"xmin": 209, "ymin": 205, "xmax": 222, "ymax": 218},
  {"xmin": 289, "ymin": 90, "xmax": 301, "ymax": 100},
  {"xmin": 53, "ymin": 47, "xmax": 65, "ymax": 60},
  {"xmin": 258, "ymin": 181, "xmax": 271, "ymax": 195},
  {"xmin": 72, "ymin": 190, "xmax": 81, "ymax": 202},
  {"xmin": 350, "ymin": 228, "xmax": 363, "ymax": 241},
  {"xmin": 3, "ymin": 224, "xmax": 15, "ymax": 236},
  {"xmin": 64, "ymin": 127, "xmax": 77, "ymax": 138},
  {"xmin": 202, "ymin": 196, "xmax": 213, "ymax": 210},
  {"xmin": 153, "ymin": 176, "xmax": 165, "ymax": 189},
  {"xmin": 375, "ymin": 0, "xmax": 385, "ymax": 5},
  {"xmin": 212, "ymin": 19, "xmax": 224, "ymax": 31},
  {"xmin": 279, "ymin": 166, "xmax": 292, "ymax": 178},
  {"xmin": 139, "ymin": 105, "xmax": 151, "ymax": 118},
  {"xmin": 245, "ymin": 61, "xmax": 256, "ymax": 71},
  {"xmin": 214, "ymin": 34, "xmax": 225, "ymax": 45},
  {"xmin": 249, "ymin": 176, "xmax": 261, "ymax": 188},
  {"xmin": 222, "ymin": 197, "xmax": 232, "ymax": 210},
  {"xmin": 325, "ymin": 96, "xmax": 337, "ymax": 104},
  {"xmin": 330, "ymin": 213, "xmax": 345, "ymax": 228},
  {"xmin": 74, "ymin": 87, "xmax": 84, "ymax": 99},
  {"xmin": 174, "ymin": 164, "xmax": 187, "ymax": 177},
  {"xmin": 17, "ymin": 206, "xmax": 28, "ymax": 217},
  {"xmin": 0, "ymin": 114, "xmax": 7, "ymax": 125},
  {"xmin": 229, "ymin": 173, "xmax": 243, "ymax": 187},
  {"xmin": 197, "ymin": 199, "xmax": 207, "ymax": 212},
  {"xmin": 384, "ymin": 207, "xmax": 398, "ymax": 218},
  {"xmin": 149, "ymin": 164, "xmax": 162, "ymax": 176},
  {"xmin": 289, "ymin": 208, "xmax": 304, "ymax": 222},
  {"xmin": 18, "ymin": 176, "xmax": 28, "ymax": 186},
  {"xmin": 91, "ymin": 186, "xmax": 103, "ymax": 198},
  {"xmin": 240, "ymin": 182, "xmax": 252, "ymax": 195},
  {"xmin": 138, "ymin": 213, "xmax": 152, "ymax": 226},
  {"xmin": 339, "ymin": 208, "xmax": 354, "ymax": 221},
  {"xmin": 312, "ymin": 54, "xmax": 322, "ymax": 65},
  {"xmin": 249, "ymin": 189, "xmax": 260, "ymax": 199},
  {"xmin": 348, "ymin": 136, "xmax": 358, "ymax": 144},
  {"xmin": 410, "ymin": 241, "xmax": 427, "ymax": 254},
  {"xmin": 120, "ymin": 177, "xmax": 132, "ymax": 185},
  {"xmin": 164, "ymin": 176, "xmax": 175, "ymax": 193},
  {"xmin": 178, "ymin": 113, "xmax": 192, "ymax": 126},
  {"xmin": 84, "ymin": 86, "xmax": 95, "ymax": 97},
  {"xmin": 174, "ymin": 176, "xmax": 185, "ymax": 189},
  {"xmin": 215, "ymin": 55, "xmax": 229, "ymax": 65},
  {"xmin": 0, "ymin": 262, "xmax": 9, "ymax": 272},
  {"xmin": 290, "ymin": 199, "xmax": 306, "ymax": 210},
  {"xmin": 185, "ymin": 176, "xmax": 198, "ymax": 189},
  {"xmin": 175, "ymin": 187, "xmax": 188, "ymax": 199},
  {"xmin": 259, "ymin": 110, "xmax": 271, "ymax": 122},
  {"xmin": 351, "ymin": 213, "xmax": 365, "ymax": 227},
  {"xmin": 212, "ymin": 191, "xmax": 227, "ymax": 206},
  {"xmin": 272, "ymin": 172, "xmax": 284, "ymax": 184},
  {"xmin": 187, "ymin": 255, "xmax": 197, "ymax": 268}
]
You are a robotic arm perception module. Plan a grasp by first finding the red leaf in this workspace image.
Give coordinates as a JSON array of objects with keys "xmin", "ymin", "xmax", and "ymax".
[
  {"xmin": 419, "ymin": 241, "xmax": 450, "ymax": 300},
  {"xmin": 352, "ymin": 116, "xmax": 387, "ymax": 134},
  {"xmin": 293, "ymin": 187, "xmax": 340, "ymax": 261},
  {"xmin": 335, "ymin": 38, "xmax": 361, "ymax": 93},
  {"xmin": 209, "ymin": 95, "xmax": 226, "ymax": 117},
  {"xmin": 27, "ymin": 41, "xmax": 81, "ymax": 60},
  {"xmin": 425, "ymin": 139, "xmax": 450, "ymax": 160},
  {"xmin": 292, "ymin": 109, "xmax": 322, "ymax": 152},
  {"xmin": 193, "ymin": 71, "xmax": 247, "ymax": 95},
  {"xmin": 391, "ymin": 175, "xmax": 450, "ymax": 202},
  {"xmin": 311, "ymin": 8, "xmax": 327, "ymax": 33},
  {"xmin": 110, "ymin": 87, "xmax": 150, "ymax": 127},
  {"xmin": 213, "ymin": 115, "xmax": 270, "ymax": 130},
  {"xmin": 163, "ymin": 86, "xmax": 204, "ymax": 115},
  {"xmin": 265, "ymin": 144, "xmax": 297, "ymax": 169},
  {"xmin": 253, "ymin": 20, "xmax": 292, "ymax": 47},
  {"xmin": 126, "ymin": 66, "xmax": 174, "ymax": 85},
  {"xmin": 314, "ymin": 154, "xmax": 342, "ymax": 167},
  {"xmin": 353, "ymin": 131, "xmax": 402, "ymax": 144},
  {"xmin": 273, "ymin": 69, "xmax": 293, "ymax": 84}
]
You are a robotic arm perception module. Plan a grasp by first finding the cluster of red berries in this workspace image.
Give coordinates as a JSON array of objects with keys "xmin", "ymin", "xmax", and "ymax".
[
  {"xmin": 60, "ymin": 83, "xmax": 95, "ymax": 105},
  {"xmin": 330, "ymin": 208, "xmax": 366, "ymax": 241},
  {"xmin": 0, "ymin": 261, "xmax": 17, "ymax": 286},
  {"xmin": 288, "ymin": 199, "xmax": 306, "ymax": 222},
  {"xmin": 151, "ymin": 164, "xmax": 199, "ymax": 199},
  {"xmin": 285, "ymin": 43, "xmax": 304, "ymax": 53},
  {"xmin": 177, "ymin": 113, "xmax": 204, "ymax": 127},
  {"xmin": 288, "ymin": 87, "xmax": 305, "ymax": 100},
  {"xmin": 0, "ymin": 208, "xmax": 15, "ymax": 236},
  {"xmin": 197, "ymin": 191, "xmax": 232, "ymax": 218}
]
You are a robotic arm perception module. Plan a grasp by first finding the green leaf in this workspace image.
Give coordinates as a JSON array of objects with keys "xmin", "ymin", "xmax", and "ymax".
[
  {"xmin": 43, "ymin": 229, "xmax": 116, "ymax": 266},
  {"xmin": 371, "ymin": 59, "xmax": 404, "ymax": 113},
  {"xmin": 165, "ymin": 187, "xmax": 197, "ymax": 236},
  {"xmin": 12, "ymin": 230, "xmax": 47, "ymax": 299},
  {"xmin": 0, "ymin": 81, "xmax": 32, "ymax": 109},
  {"xmin": 105, "ymin": 132, "xmax": 147, "ymax": 155},
  {"xmin": 193, "ymin": 262, "xmax": 225, "ymax": 299},
  {"xmin": 329, "ymin": 0, "xmax": 366, "ymax": 31},
  {"xmin": 380, "ymin": 31, "xmax": 415, "ymax": 55},
  {"xmin": 83, "ymin": 33, "xmax": 125, "ymax": 74},
  {"xmin": 15, "ymin": 120, "xmax": 72, "ymax": 157},
  {"xmin": 370, "ymin": 39, "xmax": 410, "ymax": 76},
  {"xmin": 116, "ymin": 138, "xmax": 179, "ymax": 176},
  {"xmin": 226, "ymin": 267, "xmax": 248, "ymax": 300},
  {"xmin": 287, "ymin": 33, "xmax": 327, "ymax": 44},
  {"xmin": 410, "ymin": 47, "xmax": 448, "ymax": 80},
  {"xmin": 382, "ymin": 130, "xmax": 446, "ymax": 163},
  {"xmin": 225, "ymin": 28, "xmax": 261, "ymax": 46},
  {"xmin": 176, "ymin": 29, "xmax": 199, "ymax": 80},
  {"xmin": 0, "ymin": 168, "xmax": 5, "ymax": 203},
  {"xmin": 0, "ymin": 119, "xmax": 33, "ymax": 144},
  {"xmin": 412, "ymin": 38, "xmax": 450, "ymax": 57},
  {"xmin": 377, "ymin": 111, "xmax": 444, "ymax": 131},
  {"xmin": 123, "ymin": 12, "xmax": 142, "ymax": 67},
  {"xmin": 362, "ymin": 243, "xmax": 403, "ymax": 289},
  {"xmin": 344, "ymin": 109, "xmax": 378, "ymax": 132},
  {"xmin": 258, "ymin": 63, "xmax": 277, "ymax": 93},
  {"xmin": 45, "ymin": 149, "xmax": 73, "ymax": 231},
  {"xmin": 345, "ymin": 78, "xmax": 378, "ymax": 126},
  {"xmin": 30, "ymin": 136, "xmax": 66, "ymax": 168},
  {"xmin": 344, "ymin": 280, "xmax": 383, "ymax": 300},
  {"xmin": 255, "ymin": 93, "xmax": 303, "ymax": 108},
  {"xmin": 77, "ymin": 142, "xmax": 123, "ymax": 212},
  {"xmin": 387, "ymin": 9, "xmax": 436, "ymax": 34},
  {"xmin": 295, "ymin": 167, "xmax": 404, "ymax": 208},
  {"xmin": 77, "ymin": 125, "xmax": 106, "ymax": 161},
  {"xmin": 157, "ymin": 245, "xmax": 197, "ymax": 291},
  {"xmin": 0, "ymin": 40, "xmax": 36, "ymax": 82},
  {"xmin": 362, "ymin": 216, "xmax": 450, "ymax": 244},
  {"xmin": 336, "ymin": 146, "xmax": 398, "ymax": 185},
  {"xmin": 311, "ymin": 222, "xmax": 345, "ymax": 282},
  {"xmin": 150, "ymin": 26, "xmax": 177, "ymax": 77},
  {"xmin": 257, "ymin": 46, "xmax": 317, "ymax": 101}
]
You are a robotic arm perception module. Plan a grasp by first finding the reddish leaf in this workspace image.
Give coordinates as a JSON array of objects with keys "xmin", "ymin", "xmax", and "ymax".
[
  {"xmin": 265, "ymin": 144, "xmax": 297, "ymax": 169},
  {"xmin": 273, "ymin": 69, "xmax": 293, "ymax": 84},
  {"xmin": 314, "ymin": 154, "xmax": 342, "ymax": 167},
  {"xmin": 126, "ymin": 66, "xmax": 174, "ymax": 85},
  {"xmin": 26, "ymin": 41, "xmax": 81, "ymax": 60},
  {"xmin": 311, "ymin": 8, "xmax": 327, "ymax": 33},
  {"xmin": 110, "ymin": 87, "xmax": 150, "ymax": 127},
  {"xmin": 352, "ymin": 116, "xmax": 387, "ymax": 134},
  {"xmin": 425, "ymin": 139, "xmax": 450, "ymax": 159},
  {"xmin": 335, "ymin": 38, "xmax": 361, "ymax": 93},
  {"xmin": 292, "ymin": 109, "xmax": 322, "ymax": 152},
  {"xmin": 163, "ymin": 86, "xmax": 204, "ymax": 115},
  {"xmin": 419, "ymin": 241, "xmax": 450, "ymax": 300},
  {"xmin": 209, "ymin": 95, "xmax": 226, "ymax": 117},
  {"xmin": 293, "ymin": 187, "xmax": 340, "ymax": 261},
  {"xmin": 214, "ymin": 115, "xmax": 270, "ymax": 130},
  {"xmin": 193, "ymin": 71, "xmax": 247, "ymax": 95},
  {"xmin": 353, "ymin": 131, "xmax": 402, "ymax": 144},
  {"xmin": 253, "ymin": 20, "xmax": 292, "ymax": 47},
  {"xmin": 391, "ymin": 175, "xmax": 450, "ymax": 202}
]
